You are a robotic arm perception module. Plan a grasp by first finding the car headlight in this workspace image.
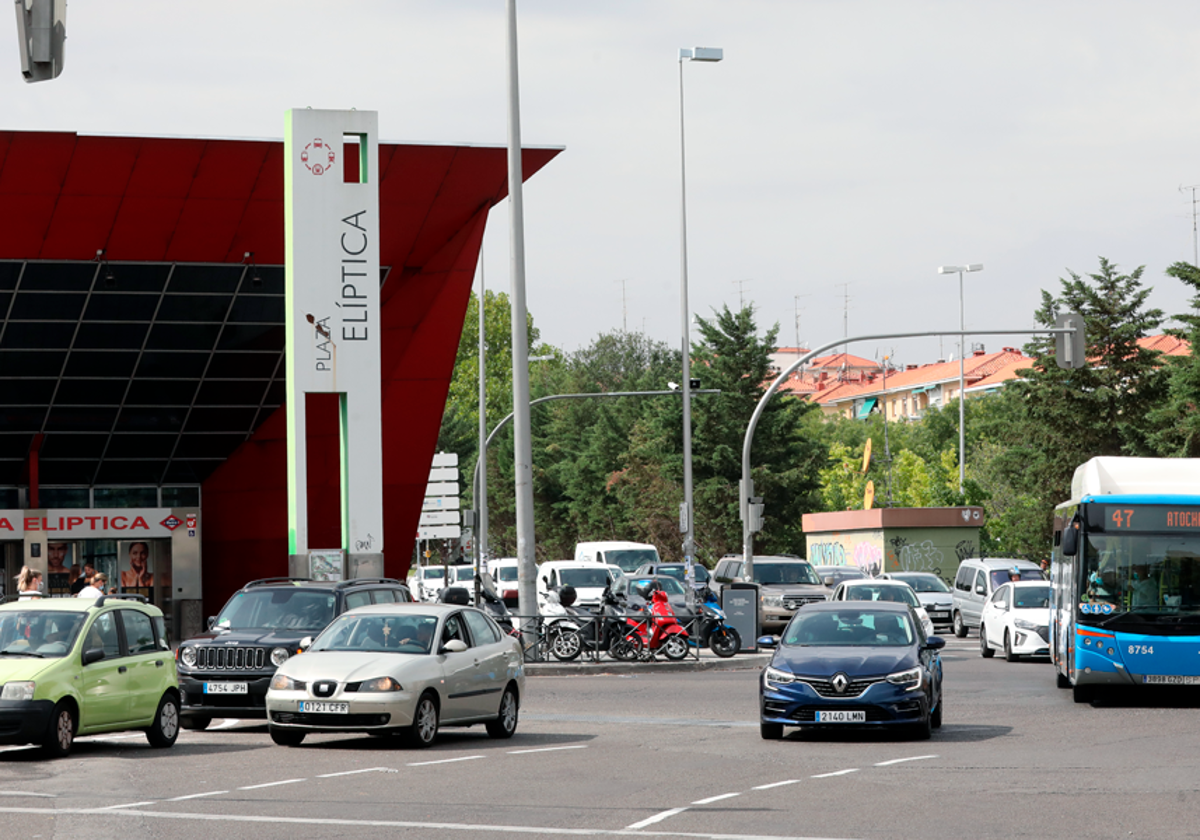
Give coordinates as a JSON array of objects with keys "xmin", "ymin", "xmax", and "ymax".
[
  {"xmin": 1014, "ymin": 618, "xmax": 1038, "ymax": 630},
  {"xmin": 0, "ymin": 681, "xmax": 35, "ymax": 701},
  {"xmin": 762, "ymin": 594, "xmax": 784, "ymax": 608},
  {"xmin": 357, "ymin": 677, "xmax": 403, "ymax": 692},
  {"xmin": 270, "ymin": 647, "xmax": 290, "ymax": 668},
  {"xmin": 270, "ymin": 674, "xmax": 305, "ymax": 691},
  {"xmin": 886, "ymin": 666, "xmax": 922, "ymax": 691},
  {"xmin": 179, "ymin": 645, "xmax": 197, "ymax": 669},
  {"xmin": 764, "ymin": 666, "xmax": 795, "ymax": 687}
]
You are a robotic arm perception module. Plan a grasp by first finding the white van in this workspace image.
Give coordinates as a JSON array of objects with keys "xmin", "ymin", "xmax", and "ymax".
[
  {"xmin": 538, "ymin": 560, "xmax": 623, "ymax": 607},
  {"xmin": 573, "ymin": 541, "xmax": 660, "ymax": 575},
  {"xmin": 486, "ymin": 558, "xmax": 520, "ymax": 606}
]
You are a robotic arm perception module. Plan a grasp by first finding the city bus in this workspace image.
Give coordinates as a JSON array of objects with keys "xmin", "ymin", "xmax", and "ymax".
[{"xmin": 1052, "ymin": 456, "xmax": 1200, "ymax": 703}]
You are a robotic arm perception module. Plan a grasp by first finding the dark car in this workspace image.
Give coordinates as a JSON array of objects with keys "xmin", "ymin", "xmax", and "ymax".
[
  {"xmin": 631, "ymin": 562, "xmax": 711, "ymax": 589},
  {"xmin": 712, "ymin": 556, "xmax": 831, "ymax": 634},
  {"xmin": 759, "ymin": 601, "xmax": 944, "ymax": 740},
  {"xmin": 175, "ymin": 576, "xmax": 412, "ymax": 729},
  {"xmin": 609, "ymin": 574, "xmax": 697, "ymax": 629}
]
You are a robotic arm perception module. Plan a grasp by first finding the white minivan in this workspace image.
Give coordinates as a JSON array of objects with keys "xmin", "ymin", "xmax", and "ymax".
[
  {"xmin": 538, "ymin": 560, "xmax": 623, "ymax": 607},
  {"xmin": 573, "ymin": 541, "xmax": 660, "ymax": 575}
]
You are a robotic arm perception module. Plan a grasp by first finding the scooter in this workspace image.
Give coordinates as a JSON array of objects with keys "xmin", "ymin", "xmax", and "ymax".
[
  {"xmin": 694, "ymin": 585, "xmax": 741, "ymax": 658},
  {"xmin": 538, "ymin": 586, "xmax": 585, "ymax": 661},
  {"xmin": 611, "ymin": 588, "xmax": 690, "ymax": 661}
]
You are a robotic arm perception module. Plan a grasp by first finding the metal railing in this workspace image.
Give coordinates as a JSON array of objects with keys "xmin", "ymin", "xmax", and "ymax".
[{"xmin": 504, "ymin": 610, "xmax": 704, "ymax": 664}]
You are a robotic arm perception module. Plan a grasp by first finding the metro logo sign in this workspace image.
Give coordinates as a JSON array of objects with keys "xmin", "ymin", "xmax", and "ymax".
[
  {"xmin": 160, "ymin": 515, "xmax": 183, "ymax": 531},
  {"xmin": 0, "ymin": 508, "xmax": 189, "ymax": 538}
]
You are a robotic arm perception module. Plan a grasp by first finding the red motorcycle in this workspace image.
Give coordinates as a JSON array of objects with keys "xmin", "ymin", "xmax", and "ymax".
[{"xmin": 612, "ymin": 588, "xmax": 690, "ymax": 661}]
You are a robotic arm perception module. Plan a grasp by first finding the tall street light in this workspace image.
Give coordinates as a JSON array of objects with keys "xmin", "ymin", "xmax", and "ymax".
[
  {"xmin": 937, "ymin": 263, "xmax": 983, "ymax": 494},
  {"xmin": 678, "ymin": 45, "xmax": 722, "ymax": 576}
]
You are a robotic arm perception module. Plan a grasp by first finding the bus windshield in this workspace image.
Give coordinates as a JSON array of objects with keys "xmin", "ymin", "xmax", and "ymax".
[{"xmin": 1081, "ymin": 531, "xmax": 1200, "ymax": 617}]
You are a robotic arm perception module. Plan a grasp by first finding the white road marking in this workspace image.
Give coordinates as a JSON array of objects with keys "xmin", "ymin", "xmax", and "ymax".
[
  {"xmin": 209, "ymin": 718, "xmax": 241, "ymax": 730},
  {"xmin": 94, "ymin": 801, "xmax": 157, "ymax": 810},
  {"xmin": 691, "ymin": 792, "xmax": 740, "ymax": 805},
  {"xmin": 507, "ymin": 745, "xmax": 589, "ymax": 755},
  {"xmin": 751, "ymin": 780, "xmax": 800, "ymax": 790},
  {"xmin": 316, "ymin": 767, "xmax": 392, "ymax": 778},
  {"xmin": 237, "ymin": 779, "xmax": 306, "ymax": 790},
  {"xmin": 406, "ymin": 755, "xmax": 485, "ymax": 767},
  {"xmin": 625, "ymin": 806, "xmax": 690, "ymax": 830},
  {"xmin": 0, "ymin": 791, "xmax": 56, "ymax": 797},
  {"xmin": 874, "ymin": 755, "xmax": 938, "ymax": 766},
  {"xmin": 811, "ymin": 769, "xmax": 858, "ymax": 778},
  {"xmin": 0, "ymin": 806, "xmax": 866, "ymax": 840},
  {"xmin": 168, "ymin": 791, "xmax": 229, "ymax": 802}
]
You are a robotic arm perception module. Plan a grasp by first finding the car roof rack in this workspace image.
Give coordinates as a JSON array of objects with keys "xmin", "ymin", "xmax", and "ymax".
[
  {"xmin": 333, "ymin": 577, "xmax": 406, "ymax": 589},
  {"xmin": 244, "ymin": 577, "xmax": 315, "ymax": 588},
  {"xmin": 95, "ymin": 593, "xmax": 148, "ymax": 606}
]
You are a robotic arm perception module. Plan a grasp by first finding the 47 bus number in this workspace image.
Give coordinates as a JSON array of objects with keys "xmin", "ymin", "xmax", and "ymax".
[{"xmin": 1111, "ymin": 509, "xmax": 1135, "ymax": 529}]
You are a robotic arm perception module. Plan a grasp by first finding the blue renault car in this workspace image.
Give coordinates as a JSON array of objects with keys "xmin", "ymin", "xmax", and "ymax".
[{"xmin": 759, "ymin": 601, "xmax": 944, "ymax": 740}]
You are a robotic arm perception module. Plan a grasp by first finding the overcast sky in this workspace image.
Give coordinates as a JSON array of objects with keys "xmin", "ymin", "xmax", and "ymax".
[{"xmin": 7, "ymin": 2, "xmax": 1200, "ymax": 369}]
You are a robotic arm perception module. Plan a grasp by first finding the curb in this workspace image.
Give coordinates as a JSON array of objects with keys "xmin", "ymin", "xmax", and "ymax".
[{"xmin": 525, "ymin": 652, "xmax": 771, "ymax": 677}]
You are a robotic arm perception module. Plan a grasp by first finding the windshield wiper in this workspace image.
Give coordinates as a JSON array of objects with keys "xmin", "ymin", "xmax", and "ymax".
[{"xmin": 0, "ymin": 650, "xmax": 45, "ymax": 657}]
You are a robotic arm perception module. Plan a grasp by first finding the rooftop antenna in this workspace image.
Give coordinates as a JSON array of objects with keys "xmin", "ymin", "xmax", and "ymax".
[
  {"xmin": 731, "ymin": 278, "xmax": 752, "ymax": 309},
  {"xmin": 793, "ymin": 293, "xmax": 811, "ymax": 350},
  {"xmin": 1182, "ymin": 184, "xmax": 1200, "ymax": 267},
  {"xmin": 836, "ymin": 282, "xmax": 852, "ymax": 356},
  {"xmin": 615, "ymin": 278, "xmax": 628, "ymax": 332}
]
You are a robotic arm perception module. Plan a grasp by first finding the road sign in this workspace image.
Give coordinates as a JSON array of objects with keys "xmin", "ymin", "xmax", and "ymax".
[
  {"xmin": 421, "ymin": 496, "xmax": 461, "ymax": 512},
  {"xmin": 424, "ymin": 482, "xmax": 459, "ymax": 497},
  {"xmin": 432, "ymin": 452, "xmax": 459, "ymax": 467},
  {"xmin": 417, "ymin": 524, "xmax": 462, "ymax": 539},
  {"xmin": 419, "ymin": 510, "xmax": 460, "ymax": 526},
  {"xmin": 428, "ymin": 467, "xmax": 459, "ymax": 482}
]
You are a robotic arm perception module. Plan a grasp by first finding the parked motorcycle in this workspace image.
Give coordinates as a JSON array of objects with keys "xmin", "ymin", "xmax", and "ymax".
[
  {"xmin": 610, "ymin": 585, "xmax": 690, "ymax": 661},
  {"xmin": 694, "ymin": 585, "xmax": 741, "ymax": 658},
  {"xmin": 539, "ymin": 586, "xmax": 584, "ymax": 661}
]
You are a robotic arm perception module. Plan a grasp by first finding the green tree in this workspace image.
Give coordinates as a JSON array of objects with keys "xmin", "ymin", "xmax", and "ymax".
[{"xmin": 1146, "ymin": 262, "xmax": 1200, "ymax": 456}]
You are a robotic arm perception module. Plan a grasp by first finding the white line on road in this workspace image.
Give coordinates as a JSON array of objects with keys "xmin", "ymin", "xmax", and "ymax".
[
  {"xmin": 317, "ymin": 767, "xmax": 393, "ymax": 778},
  {"xmin": 811, "ymin": 769, "xmax": 858, "ymax": 778},
  {"xmin": 95, "ymin": 801, "xmax": 157, "ymax": 810},
  {"xmin": 406, "ymin": 755, "xmax": 485, "ymax": 767},
  {"xmin": 209, "ymin": 719, "xmax": 241, "ymax": 731},
  {"xmin": 691, "ymin": 793, "xmax": 740, "ymax": 805},
  {"xmin": 874, "ymin": 755, "xmax": 938, "ymax": 766},
  {"xmin": 0, "ymin": 791, "xmax": 56, "ymax": 798},
  {"xmin": 168, "ymin": 791, "xmax": 229, "ymax": 802},
  {"xmin": 508, "ymin": 745, "xmax": 589, "ymax": 755},
  {"xmin": 237, "ymin": 779, "xmax": 307, "ymax": 790},
  {"xmin": 751, "ymin": 780, "xmax": 800, "ymax": 790},
  {"xmin": 625, "ymin": 806, "xmax": 690, "ymax": 830}
]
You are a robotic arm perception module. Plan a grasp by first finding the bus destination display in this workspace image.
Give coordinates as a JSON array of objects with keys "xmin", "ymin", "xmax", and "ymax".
[{"xmin": 1101, "ymin": 505, "xmax": 1200, "ymax": 532}]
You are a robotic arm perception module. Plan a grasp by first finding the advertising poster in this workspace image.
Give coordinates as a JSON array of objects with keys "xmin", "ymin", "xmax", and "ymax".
[
  {"xmin": 45, "ymin": 540, "xmax": 75, "ymax": 597},
  {"xmin": 308, "ymin": 550, "xmax": 344, "ymax": 582},
  {"xmin": 119, "ymin": 539, "xmax": 154, "ymax": 602}
]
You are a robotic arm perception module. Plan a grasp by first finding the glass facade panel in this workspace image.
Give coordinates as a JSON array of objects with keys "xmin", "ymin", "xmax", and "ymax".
[
  {"xmin": 166, "ymin": 265, "xmax": 242, "ymax": 294},
  {"xmin": 83, "ymin": 293, "xmax": 160, "ymax": 321},
  {"xmin": 161, "ymin": 486, "xmax": 200, "ymax": 507},
  {"xmin": 227, "ymin": 296, "xmax": 284, "ymax": 323},
  {"xmin": 156, "ymin": 295, "xmax": 230, "ymax": 323},
  {"xmin": 73, "ymin": 322, "xmax": 150, "ymax": 350},
  {"xmin": 19, "ymin": 262, "xmax": 95, "ymax": 291},
  {"xmin": 100, "ymin": 264, "xmax": 170, "ymax": 293},
  {"xmin": 0, "ymin": 380, "xmax": 56, "ymax": 405},
  {"xmin": 8, "ymin": 292, "xmax": 87, "ymax": 321},
  {"xmin": 40, "ymin": 435, "xmax": 107, "ymax": 459},
  {"xmin": 0, "ymin": 350, "xmax": 67, "ymax": 376},
  {"xmin": 93, "ymin": 487, "xmax": 158, "ymax": 508},
  {"xmin": 2, "ymin": 322, "xmax": 76, "ymax": 349},
  {"xmin": 145, "ymin": 323, "xmax": 221, "ymax": 350},
  {"xmin": 64, "ymin": 351, "xmax": 139, "ymax": 378},
  {"xmin": 0, "ymin": 487, "xmax": 19, "ymax": 508},
  {"xmin": 39, "ymin": 487, "xmax": 90, "ymax": 508},
  {"xmin": 54, "ymin": 379, "xmax": 129, "ymax": 405},
  {"xmin": 0, "ymin": 262, "xmax": 21, "ymax": 290}
]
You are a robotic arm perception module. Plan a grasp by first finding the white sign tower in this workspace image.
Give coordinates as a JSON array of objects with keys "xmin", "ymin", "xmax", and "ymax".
[{"xmin": 284, "ymin": 108, "xmax": 384, "ymax": 579}]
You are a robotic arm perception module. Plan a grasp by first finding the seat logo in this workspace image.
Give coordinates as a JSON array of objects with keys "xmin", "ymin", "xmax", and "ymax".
[
  {"xmin": 831, "ymin": 673, "xmax": 849, "ymax": 694},
  {"xmin": 313, "ymin": 680, "xmax": 337, "ymax": 698}
]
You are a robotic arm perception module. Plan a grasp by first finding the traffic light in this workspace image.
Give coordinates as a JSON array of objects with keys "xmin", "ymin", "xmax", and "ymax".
[
  {"xmin": 14, "ymin": 0, "xmax": 66, "ymax": 83},
  {"xmin": 1055, "ymin": 312, "xmax": 1086, "ymax": 370}
]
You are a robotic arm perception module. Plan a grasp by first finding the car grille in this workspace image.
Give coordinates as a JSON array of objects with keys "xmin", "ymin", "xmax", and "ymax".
[
  {"xmin": 196, "ymin": 646, "xmax": 268, "ymax": 671},
  {"xmin": 782, "ymin": 596, "xmax": 826, "ymax": 611},
  {"xmin": 271, "ymin": 712, "xmax": 390, "ymax": 727},
  {"xmin": 184, "ymin": 691, "xmax": 266, "ymax": 709},
  {"xmin": 795, "ymin": 676, "xmax": 884, "ymax": 698}
]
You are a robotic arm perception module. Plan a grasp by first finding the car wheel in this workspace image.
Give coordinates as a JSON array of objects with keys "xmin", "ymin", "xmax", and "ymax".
[
  {"xmin": 1056, "ymin": 671, "xmax": 1071, "ymax": 689},
  {"xmin": 1004, "ymin": 630, "xmax": 1018, "ymax": 662},
  {"xmin": 760, "ymin": 721, "xmax": 784, "ymax": 740},
  {"xmin": 41, "ymin": 701, "xmax": 75, "ymax": 758},
  {"xmin": 269, "ymin": 727, "xmax": 306, "ymax": 746},
  {"xmin": 931, "ymin": 695, "xmax": 943, "ymax": 729},
  {"xmin": 145, "ymin": 693, "xmax": 180, "ymax": 748},
  {"xmin": 911, "ymin": 713, "xmax": 932, "ymax": 741},
  {"xmin": 661, "ymin": 634, "xmax": 689, "ymax": 661},
  {"xmin": 406, "ymin": 692, "xmax": 440, "ymax": 748},
  {"xmin": 486, "ymin": 686, "xmax": 519, "ymax": 739},
  {"xmin": 180, "ymin": 716, "xmax": 211, "ymax": 731},
  {"xmin": 549, "ymin": 628, "xmax": 582, "ymax": 662},
  {"xmin": 952, "ymin": 612, "xmax": 967, "ymax": 638},
  {"xmin": 709, "ymin": 626, "xmax": 740, "ymax": 658},
  {"xmin": 979, "ymin": 625, "xmax": 994, "ymax": 658}
]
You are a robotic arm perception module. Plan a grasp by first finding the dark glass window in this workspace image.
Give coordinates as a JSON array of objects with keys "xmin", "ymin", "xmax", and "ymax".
[
  {"xmin": 8, "ymin": 292, "xmax": 87, "ymax": 321},
  {"xmin": 94, "ymin": 487, "xmax": 158, "ymax": 508},
  {"xmin": 205, "ymin": 353, "xmax": 279, "ymax": 379},
  {"xmin": 166, "ymin": 265, "xmax": 243, "ymax": 294},
  {"xmin": 0, "ymin": 463, "xmax": 20, "ymax": 484},
  {"xmin": 54, "ymin": 379, "xmax": 128, "ymax": 406},
  {"xmin": 0, "ymin": 408, "xmax": 45, "ymax": 432},
  {"xmin": 19, "ymin": 262, "xmax": 95, "ymax": 292},
  {"xmin": 194, "ymin": 380, "xmax": 270, "ymax": 406},
  {"xmin": 0, "ymin": 487, "xmax": 19, "ymax": 507},
  {"xmin": 262, "ymin": 381, "xmax": 285, "ymax": 406},
  {"xmin": 161, "ymin": 486, "xmax": 200, "ymax": 507},
  {"xmin": 39, "ymin": 487, "xmax": 90, "ymax": 508},
  {"xmin": 101, "ymin": 264, "xmax": 170, "ymax": 293},
  {"xmin": 64, "ymin": 352, "xmax": 139, "ymax": 378},
  {"xmin": 115, "ymin": 407, "xmax": 186, "ymax": 433},
  {"xmin": 40, "ymin": 434, "xmax": 107, "ymax": 459},
  {"xmin": 1, "ymin": 322, "xmax": 76, "ymax": 349},
  {"xmin": 0, "ymin": 262, "xmax": 22, "ymax": 290},
  {"xmin": 227, "ymin": 296, "xmax": 284, "ymax": 323},
  {"xmin": 73, "ymin": 322, "xmax": 150, "ymax": 350},
  {"xmin": 124, "ymin": 380, "xmax": 200, "ymax": 406},
  {"xmin": 83, "ymin": 293, "xmax": 160, "ymax": 322},
  {"xmin": 105, "ymin": 434, "xmax": 176, "ymax": 459},
  {"xmin": 245, "ymin": 266, "xmax": 284, "ymax": 295},
  {"xmin": 217, "ymin": 324, "xmax": 283, "ymax": 352},
  {"xmin": 136, "ymin": 352, "xmax": 209, "ymax": 379},
  {"xmin": 43, "ymin": 407, "xmax": 118, "ymax": 432},
  {"xmin": 145, "ymin": 323, "xmax": 221, "ymax": 350},
  {"xmin": 161, "ymin": 461, "xmax": 209, "ymax": 483},
  {"xmin": 0, "ymin": 380, "xmax": 56, "ymax": 405},
  {"xmin": 156, "ymin": 295, "xmax": 230, "ymax": 323},
  {"xmin": 184, "ymin": 407, "xmax": 258, "ymax": 433},
  {"xmin": 0, "ymin": 435, "xmax": 33, "ymax": 458},
  {"xmin": 94, "ymin": 462, "xmax": 166, "ymax": 485},
  {"xmin": 173, "ymin": 434, "xmax": 246, "ymax": 458},
  {"xmin": 0, "ymin": 351, "xmax": 67, "ymax": 376}
]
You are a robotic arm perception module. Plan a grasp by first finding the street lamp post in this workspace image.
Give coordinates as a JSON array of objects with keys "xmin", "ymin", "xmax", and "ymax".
[
  {"xmin": 678, "ymin": 45, "xmax": 722, "ymax": 576},
  {"xmin": 937, "ymin": 263, "xmax": 983, "ymax": 494}
]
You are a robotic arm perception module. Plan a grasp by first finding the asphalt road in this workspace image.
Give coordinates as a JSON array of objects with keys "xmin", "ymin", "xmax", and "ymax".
[{"xmin": 3, "ymin": 633, "xmax": 1200, "ymax": 840}]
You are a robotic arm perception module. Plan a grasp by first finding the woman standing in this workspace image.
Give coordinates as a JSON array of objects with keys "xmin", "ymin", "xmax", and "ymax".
[{"xmin": 14, "ymin": 566, "xmax": 44, "ymax": 600}]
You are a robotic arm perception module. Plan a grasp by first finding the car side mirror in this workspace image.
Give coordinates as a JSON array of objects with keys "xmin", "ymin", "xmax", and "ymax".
[
  {"xmin": 206, "ymin": 616, "xmax": 217, "ymax": 631},
  {"xmin": 298, "ymin": 636, "xmax": 313, "ymax": 651},
  {"xmin": 757, "ymin": 635, "xmax": 779, "ymax": 649},
  {"xmin": 440, "ymin": 639, "xmax": 468, "ymax": 654},
  {"xmin": 975, "ymin": 584, "xmax": 986, "ymax": 596},
  {"xmin": 82, "ymin": 647, "xmax": 105, "ymax": 666},
  {"xmin": 823, "ymin": 576, "xmax": 834, "ymax": 587},
  {"xmin": 924, "ymin": 636, "xmax": 946, "ymax": 650},
  {"xmin": 1062, "ymin": 519, "xmax": 1079, "ymax": 557}
]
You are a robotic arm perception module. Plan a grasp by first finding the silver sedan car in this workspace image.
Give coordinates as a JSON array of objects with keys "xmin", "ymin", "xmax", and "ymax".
[{"xmin": 265, "ymin": 603, "xmax": 524, "ymax": 748}]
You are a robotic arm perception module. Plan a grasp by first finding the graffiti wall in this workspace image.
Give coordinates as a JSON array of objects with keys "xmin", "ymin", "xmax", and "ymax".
[
  {"xmin": 806, "ymin": 530, "xmax": 886, "ymax": 576},
  {"xmin": 807, "ymin": 527, "xmax": 981, "ymax": 588}
]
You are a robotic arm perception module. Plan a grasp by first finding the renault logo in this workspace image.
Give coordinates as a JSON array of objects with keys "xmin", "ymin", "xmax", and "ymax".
[{"xmin": 831, "ymin": 673, "xmax": 849, "ymax": 694}]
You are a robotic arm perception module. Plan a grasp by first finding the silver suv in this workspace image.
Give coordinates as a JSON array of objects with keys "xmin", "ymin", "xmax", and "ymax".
[{"xmin": 712, "ymin": 556, "xmax": 830, "ymax": 634}]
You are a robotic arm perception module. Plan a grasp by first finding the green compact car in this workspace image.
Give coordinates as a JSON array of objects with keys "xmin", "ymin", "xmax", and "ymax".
[{"xmin": 0, "ymin": 595, "xmax": 180, "ymax": 757}]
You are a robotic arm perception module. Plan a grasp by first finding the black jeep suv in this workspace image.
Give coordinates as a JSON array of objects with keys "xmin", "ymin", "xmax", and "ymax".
[{"xmin": 176, "ymin": 577, "xmax": 412, "ymax": 729}]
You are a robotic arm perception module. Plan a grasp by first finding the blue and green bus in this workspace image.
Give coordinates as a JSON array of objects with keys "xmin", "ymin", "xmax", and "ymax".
[{"xmin": 1052, "ymin": 457, "xmax": 1200, "ymax": 702}]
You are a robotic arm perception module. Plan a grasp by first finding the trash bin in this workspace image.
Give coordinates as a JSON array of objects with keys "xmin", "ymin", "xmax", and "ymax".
[{"xmin": 721, "ymin": 582, "xmax": 760, "ymax": 653}]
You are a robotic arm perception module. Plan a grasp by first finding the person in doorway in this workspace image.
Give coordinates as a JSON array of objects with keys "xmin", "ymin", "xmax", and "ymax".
[
  {"xmin": 70, "ymin": 561, "xmax": 97, "ymax": 596},
  {"xmin": 77, "ymin": 572, "xmax": 106, "ymax": 599},
  {"xmin": 14, "ymin": 566, "xmax": 43, "ymax": 600},
  {"xmin": 120, "ymin": 542, "xmax": 153, "ymax": 588}
]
